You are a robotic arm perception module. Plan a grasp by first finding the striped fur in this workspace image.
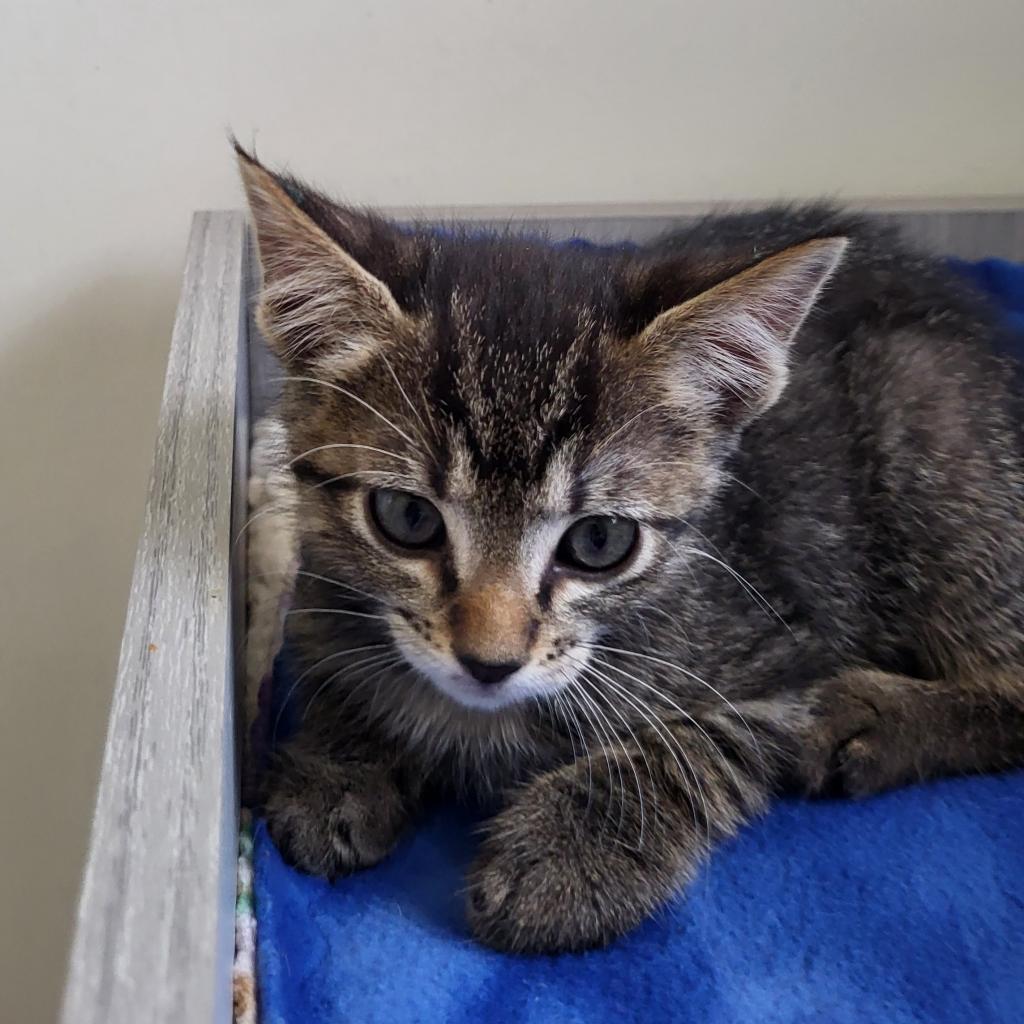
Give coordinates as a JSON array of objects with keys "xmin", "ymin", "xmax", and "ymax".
[{"xmin": 240, "ymin": 146, "xmax": 1024, "ymax": 952}]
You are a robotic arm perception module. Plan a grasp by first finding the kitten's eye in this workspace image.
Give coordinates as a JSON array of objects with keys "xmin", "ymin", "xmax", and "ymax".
[
  {"xmin": 370, "ymin": 488, "xmax": 445, "ymax": 550},
  {"xmin": 556, "ymin": 516, "xmax": 639, "ymax": 573}
]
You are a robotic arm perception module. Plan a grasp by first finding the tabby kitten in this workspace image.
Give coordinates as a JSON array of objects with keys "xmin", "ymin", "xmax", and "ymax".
[{"xmin": 239, "ymin": 145, "xmax": 1024, "ymax": 954}]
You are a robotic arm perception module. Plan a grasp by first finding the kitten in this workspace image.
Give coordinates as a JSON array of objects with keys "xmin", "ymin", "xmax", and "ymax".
[{"xmin": 238, "ymin": 145, "xmax": 1024, "ymax": 954}]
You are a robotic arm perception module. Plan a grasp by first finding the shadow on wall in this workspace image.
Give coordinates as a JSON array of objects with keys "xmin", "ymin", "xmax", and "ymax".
[{"xmin": 0, "ymin": 269, "xmax": 177, "ymax": 1022}]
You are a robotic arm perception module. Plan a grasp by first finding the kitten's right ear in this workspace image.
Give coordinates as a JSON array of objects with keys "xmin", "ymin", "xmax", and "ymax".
[{"xmin": 235, "ymin": 144, "xmax": 404, "ymax": 366}]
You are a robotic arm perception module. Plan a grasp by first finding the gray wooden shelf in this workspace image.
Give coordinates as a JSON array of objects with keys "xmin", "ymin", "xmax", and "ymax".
[{"xmin": 61, "ymin": 212, "xmax": 249, "ymax": 1024}]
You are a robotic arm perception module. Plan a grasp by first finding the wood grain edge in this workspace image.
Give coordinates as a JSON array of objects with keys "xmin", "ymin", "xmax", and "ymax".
[{"xmin": 61, "ymin": 211, "xmax": 249, "ymax": 1024}]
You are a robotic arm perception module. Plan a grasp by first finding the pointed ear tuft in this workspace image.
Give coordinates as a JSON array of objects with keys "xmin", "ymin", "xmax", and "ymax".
[
  {"xmin": 229, "ymin": 133, "xmax": 255, "ymax": 163},
  {"xmin": 640, "ymin": 237, "xmax": 847, "ymax": 427},
  {"xmin": 236, "ymin": 149, "xmax": 404, "ymax": 367}
]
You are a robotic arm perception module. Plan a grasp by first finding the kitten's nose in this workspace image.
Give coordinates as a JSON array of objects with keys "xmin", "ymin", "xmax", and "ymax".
[{"xmin": 457, "ymin": 655, "xmax": 522, "ymax": 686}]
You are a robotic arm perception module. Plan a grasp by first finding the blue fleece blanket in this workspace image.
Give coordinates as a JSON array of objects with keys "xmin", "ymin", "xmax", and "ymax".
[{"xmin": 254, "ymin": 259, "xmax": 1024, "ymax": 1024}]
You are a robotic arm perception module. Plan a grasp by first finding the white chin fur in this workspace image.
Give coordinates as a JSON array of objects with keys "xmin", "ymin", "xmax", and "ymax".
[
  {"xmin": 392, "ymin": 635, "xmax": 571, "ymax": 712},
  {"xmin": 429, "ymin": 671, "xmax": 533, "ymax": 711}
]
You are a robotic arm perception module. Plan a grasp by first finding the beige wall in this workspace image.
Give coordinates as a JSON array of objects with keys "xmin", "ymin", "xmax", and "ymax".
[{"xmin": 2, "ymin": 1, "xmax": 1022, "ymax": 1019}]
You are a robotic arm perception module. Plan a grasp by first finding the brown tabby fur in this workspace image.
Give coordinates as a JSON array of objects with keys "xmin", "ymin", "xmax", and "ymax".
[{"xmin": 238, "ymin": 145, "xmax": 1024, "ymax": 953}]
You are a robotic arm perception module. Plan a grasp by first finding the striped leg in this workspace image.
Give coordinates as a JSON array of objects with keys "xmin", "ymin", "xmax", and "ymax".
[
  {"xmin": 795, "ymin": 668, "xmax": 1024, "ymax": 797},
  {"xmin": 465, "ymin": 702, "xmax": 792, "ymax": 953}
]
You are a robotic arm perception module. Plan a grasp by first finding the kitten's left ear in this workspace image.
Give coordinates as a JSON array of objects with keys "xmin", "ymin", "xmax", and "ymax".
[
  {"xmin": 640, "ymin": 237, "xmax": 848, "ymax": 427},
  {"xmin": 236, "ymin": 145, "xmax": 406, "ymax": 366}
]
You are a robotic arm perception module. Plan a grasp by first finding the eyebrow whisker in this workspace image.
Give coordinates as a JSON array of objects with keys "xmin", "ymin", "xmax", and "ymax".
[{"xmin": 274, "ymin": 374, "xmax": 426, "ymax": 454}]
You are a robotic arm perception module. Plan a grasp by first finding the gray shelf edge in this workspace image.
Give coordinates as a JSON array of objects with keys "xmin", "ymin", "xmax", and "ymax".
[{"xmin": 61, "ymin": 210, "xmax": 249, "ymax": 1024}]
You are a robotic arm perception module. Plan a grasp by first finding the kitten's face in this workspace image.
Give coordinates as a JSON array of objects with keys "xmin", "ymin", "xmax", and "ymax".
[
  {"xmin": 284, "ymin": 311, "xmax": 712, "ymax": 711},
  {"xmin": 240, "ymin": 148, "xmax": 844, "ymax": 713}
]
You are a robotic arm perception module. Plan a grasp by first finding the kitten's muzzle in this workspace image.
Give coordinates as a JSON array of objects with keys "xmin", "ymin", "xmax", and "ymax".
[
  {"xmin": 456, "ymin": 655, "xmax": 522, "ymax": 686},
  {"xmin": 448, "ymin": 581, "xmax": 537, "ymax": 677}
]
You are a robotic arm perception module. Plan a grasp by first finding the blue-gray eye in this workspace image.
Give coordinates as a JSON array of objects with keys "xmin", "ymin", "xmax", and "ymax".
[
  {"xmin": 370, "ymin": 488, "xmax": 445, "ymax": 550},
  {"xmin": 556, "ymin": 516, "xmax": 638, "ymax": 572}
]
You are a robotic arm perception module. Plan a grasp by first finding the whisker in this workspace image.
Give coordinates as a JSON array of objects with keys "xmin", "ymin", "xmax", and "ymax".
[
  {"xmin": 540, "ymin": 693, "xmax": 560, "ymax": 738},
  {"xmin": 632, "ymin": 608, "xmax": 654, "ymax": 647},
  {"xmin": 306, "ymin": 468, "xmax": 393, "ymax": 492},
  {"xmin": 247, "ymin": 568, "xmax": 380, "ymax": 606},
  {"xmin": 589, "ymin": 659, "xmax": 716, "ymax": 851},
  {"xmin": 271, "ymin": 642, "xmax": 389, "ymax": 741},
  {"xmin": 641, "ymin": 464, "xmax": 764, "ymax": 501},
  {"xmin": 285, "ymin": 607, "xmax": 389, "ymax": 623},
  {"xmin": 576, "ymin": 673, "xmax": 649, "ymax": 847},
  {"xmin": 292, "ymin": 570, "xmax": 378, "ymax": 603},
  {"xmin": 365, "ymin": 657, "xmax": 408, "ymax": 700},
  {"xmin": 232, "ymin": 500, "xmax": 290, "ymax": 552},
  {"xmin": 591, "ymin": 402, "xmax": 672, "ymax": 456},
  {"xmin": 674, "ymin": 538, "xmax": 793, "ymax": 637},
  {"xmin": 571, "ymin": 655, "xmax": 708, "ymax": 850},
  {"xmin": 335, "ymin": 658, "xmax": 408, "ymax": 726},
  {"xmin": 302, "ymin": 651, "xmax": 398, "ymax": 722},
  {"xmin": 636, "ymin": 603, "xmax": 693, "ymax": 647},
  {"xmin": 586, "ymin": 647, "xmax": 763, "ymax": 790},
  {"xmin": 561, "ymin": 675, "xmax": 614, "ymax": 835},
  {"xmin": 567, "ymin": 675, "xmax": 630, "ymax": 841},
  {"xmin": 274, "ymin": 374, "xmax": 426, "ymax": 454},
  {"xmin": 552, "ymin": 690, "xmax": 580, "ymax": 759},
  {"xmin": 550, "ymin": 685, "xmax": 593, "ymax": 815},
  {"xmin": 376, "ymin": 349, "xmax": 436, "ymax": 447},
  {"xmin": 721, "ymin": 470, "xmax": 764, "ymax": 500},
  {"xmin": 590, "ymin": 655, "xmax": 750, "ymax": 805},
  {"xmin": 286, "ymin": 442, "xmax": 418, "ymax": 468},
  {"xmin": 588, "ymin": 642, "xmax": 762, "ymax": 761}
]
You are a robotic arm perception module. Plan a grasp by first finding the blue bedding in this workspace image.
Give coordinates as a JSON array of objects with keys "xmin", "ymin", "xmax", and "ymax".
[{"xmin": 254, "ymin": 258, "xmax": 1024, "ymax": 1024}]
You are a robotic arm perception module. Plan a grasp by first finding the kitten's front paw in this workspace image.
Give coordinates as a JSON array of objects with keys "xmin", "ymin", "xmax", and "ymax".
[
  {"xmin": 466, "ymin": 763, "xmax": 668, "ymax": 953},
  {"xmin": 801, "ymin": 671, "xmax": 921, "ymax": 798},
  {"xmin": 263, "ymin": 746, "xmax": 409, "ymax": 879}
]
